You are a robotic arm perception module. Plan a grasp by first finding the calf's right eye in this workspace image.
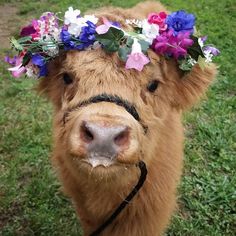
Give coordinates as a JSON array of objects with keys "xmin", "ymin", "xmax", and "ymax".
[
  {"xmin": 63, "ymin": 73, "xmax": 73, "ymax": 85},
  {"xmin": 147, "ymin": 80, "xmax": 159, "ymax": 93}
]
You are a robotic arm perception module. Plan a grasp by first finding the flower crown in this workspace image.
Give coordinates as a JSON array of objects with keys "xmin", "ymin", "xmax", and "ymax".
[{"xmin": 5, "ymin": 7, "xmax": 219, "ymax": 78}]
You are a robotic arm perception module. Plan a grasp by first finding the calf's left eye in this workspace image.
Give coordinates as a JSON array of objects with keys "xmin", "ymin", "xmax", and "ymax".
[
  {"xmin": 147, "ymin": 80, "xmax": 159, "ymax": 93},
  {"xmin": 63, "ymin": 73, "xmax": 73, "ymax": 85}
]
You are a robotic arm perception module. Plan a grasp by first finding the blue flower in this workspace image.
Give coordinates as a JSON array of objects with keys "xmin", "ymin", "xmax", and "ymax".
[
  {"xmin": 166, "ymin": 10, "xmax": 195, "ymax": 35},
  {"xmin": 60, "ymin": 22, "xmax": 96, "ymax": 50},
  {"xmin": 31, "ymin": 54, "xmax": 48, "ymax": 77},
  {"xmin": 78, "ymin": 21, "xmax": 96, "ymax": 49},
  {"xmin": 60, "ymin": 28, "xmax": 71, "ymax": 43}
]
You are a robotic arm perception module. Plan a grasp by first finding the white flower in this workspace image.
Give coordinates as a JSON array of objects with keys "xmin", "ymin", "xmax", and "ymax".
[
  {"xmin": 25, "ymin": 65, "xmax": 38, "ymax": 79},
  {"xmin": 204, "ymin": 50, "xmax": 213, "ymax": 63},
  {"xmin": 84, "ymin": 15, "xmax": 98, "ymax": 24},
  {"xmin": 64, "ymin": 7, "xmax": 81, "ymax": 25},
  {"xmin": 67, "ymin": 17, "xmax": 88, "ymax": 37},
  {"xmin": 126, "ymin": 19, "xmax": 142, "ymax": 28},
  {"xmin": 188, "ymin": 57, "xmax": 197, "ymax": 66},
  {"xmin": 142, "ymin": 19, "xmax": 159, "ymax": 44},
  {"xmin": 131, "ymin": 38, "xmax": 142, "ymax": 53},
  {"xmin": 198, "ymin": 38, "xmax": 204, "ymax": 48},
  {"xmin": 47, "ymin": 45, "xmax": 59, "ymax": 57}
]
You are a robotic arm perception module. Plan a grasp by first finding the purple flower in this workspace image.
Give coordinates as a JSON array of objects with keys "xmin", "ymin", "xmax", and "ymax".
[
  {"xmin": 6, "ymin": 56, "xmax": 26, "ymax": 78},
  {"xmin": 5, "ymin": 56, "xmax": 17, "ymax": 65},
  {"xmin": 152, "ymin": 30, "xmax": 194, "ymax": 59},
  {"xmin": 31, "ymin": 54, "xmax": 47, "ymax": 77},
  {"xmin": 166, "ymin": 10, "xmax": 195, "ymax": 35}
]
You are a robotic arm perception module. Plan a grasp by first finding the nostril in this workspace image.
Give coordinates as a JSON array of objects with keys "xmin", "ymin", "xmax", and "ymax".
[
  {"xmin": 114, "ymin": 127, "xmax": 130, "ymax": 147},
  {"xmin": 80, "ymin": 122, "xmax": 94, "ymax": 143}
]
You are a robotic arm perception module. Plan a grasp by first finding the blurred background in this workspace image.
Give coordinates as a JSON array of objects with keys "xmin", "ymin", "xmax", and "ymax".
[{"xmin": 0, "ymin": 0, "xmax": 235, "ymax": 235}]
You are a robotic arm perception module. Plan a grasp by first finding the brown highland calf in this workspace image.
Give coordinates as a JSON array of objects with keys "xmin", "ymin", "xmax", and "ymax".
[{"xmin": 38, "ymin": 2, "xmax": 217, "ymax": 236}]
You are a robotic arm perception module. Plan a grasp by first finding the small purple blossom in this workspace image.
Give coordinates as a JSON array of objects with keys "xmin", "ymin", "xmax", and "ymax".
[
  {"xmin": 5, "ymin": 56, "xmax": 17, "ymax": 65},
  {"xmin": 166, "ymin": 10, "xmax": 195, "ymax": 35},
  {"xmin": 204, "ymin": 46, "xmax": 220, "ymax": 56},
  {"xmin": 6, "ymin": 56, "xmax": 26, "ymax": 78},
  {"xmin": 152, "ymin": 30, "xmax": 194, "ymax": 59}
]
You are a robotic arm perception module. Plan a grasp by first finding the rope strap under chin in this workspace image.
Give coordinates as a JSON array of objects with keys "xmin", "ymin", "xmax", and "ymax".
[{"xmin": 89, "ymin": 161, "xmax": 147, "ymax": 236}]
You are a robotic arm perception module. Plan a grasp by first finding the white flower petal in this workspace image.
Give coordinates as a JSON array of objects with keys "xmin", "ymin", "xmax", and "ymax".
[
  {"xmin": 142, "ymin": 19, "xmax": 159, "ymax": 44},
  {"xmin": 131, "ymin": 38, "xmax": 142, "ymax": 54},
  {"xmin": 64, "ymin": 7, "xmax": 81, "ymax": 25},
  {"xmin": 84, "ymin": 15, "xmax": 98, "ymax": 24}
]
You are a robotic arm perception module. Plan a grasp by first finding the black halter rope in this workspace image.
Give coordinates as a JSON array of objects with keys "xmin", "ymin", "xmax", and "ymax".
[
  {"xmin": 89, "ymin": 161, "xmax": 147, "ymax": 236},
  {"xmin": 63, "ymin": 94, "xmax": 148, "ymax": 133}
]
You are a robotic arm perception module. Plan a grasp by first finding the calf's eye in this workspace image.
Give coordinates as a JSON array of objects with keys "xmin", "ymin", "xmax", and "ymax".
[
  {"xmin": 147, "ymin": 80, "xmax": 159, "ymax": 93},
  {"xmin": 63, "ymin": 73, "xmax": 73, "ymax": 85}
]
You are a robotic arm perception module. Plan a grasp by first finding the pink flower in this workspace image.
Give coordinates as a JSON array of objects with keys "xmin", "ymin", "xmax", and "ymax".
[
  {"xmin": 148, "ymin": 12, "xmax": 167, "ymax": 32},
  {"xmin": 96, "ymin": 17, "xmax": 112, "ymax": 34},
  {"xmin": 125, "ymin": 39, "xmax": 150, "ymax": 71},
  {"xmin": 152, "ymin": 30, "xmax": 194, "ymax": 59},
  {"xmin": 96, "ymin": 17, "xmax": 120, "ymax": 34},
  {"xmin": 20, "ymin": 12, "xmax": 59, "ymax": 40}
]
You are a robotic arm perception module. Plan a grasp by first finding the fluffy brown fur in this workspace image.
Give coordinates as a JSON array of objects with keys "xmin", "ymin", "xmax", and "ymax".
[{"xmin": 38, "ymin": 2, "xmax": 217, "ymax": 235}]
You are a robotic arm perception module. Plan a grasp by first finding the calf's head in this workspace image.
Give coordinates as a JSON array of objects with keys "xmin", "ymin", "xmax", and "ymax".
[{"xmin": 38, "ymin": 47, "xmax": 216, "ymax": 179}]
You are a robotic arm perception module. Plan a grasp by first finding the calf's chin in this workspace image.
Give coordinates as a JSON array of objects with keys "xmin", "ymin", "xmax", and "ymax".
[{"xmin": 37, "ymin": 2, "xmax": 217, "ymax": 236}]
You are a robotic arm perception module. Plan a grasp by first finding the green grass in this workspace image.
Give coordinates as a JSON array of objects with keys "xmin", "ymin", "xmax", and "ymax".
[{"xmin": 0, "ymin": 0, "xmax": 235, "ymax": 235}]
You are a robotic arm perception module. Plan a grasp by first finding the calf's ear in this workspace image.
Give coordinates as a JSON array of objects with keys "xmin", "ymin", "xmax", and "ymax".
[
  {"xmin": 169, "ymin": 63, "xmax": 218, "ymax": 110},
  {"xmin": 162, "ymin": 61, "xmax": 217, "ymax": 110},
  {"xmin": 37, "ymin": 55, "xmax": 66, "ymax": 109}
]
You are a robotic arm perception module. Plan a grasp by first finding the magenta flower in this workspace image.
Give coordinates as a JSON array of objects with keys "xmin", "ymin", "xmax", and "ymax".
[
  {"xmin": 20, "ymin": 24, "xmax": 37, "ymax": 37},
  {"xmin": 147, "ymin": 12, "xmax": 167, "ymax": 32},
  {"xmin": 125, "ymin": 39, "xmax": 150, "ymax": 71},
  {"xmin": 152, "ymin": 30, "xmax": 193, "ymax": 59}
]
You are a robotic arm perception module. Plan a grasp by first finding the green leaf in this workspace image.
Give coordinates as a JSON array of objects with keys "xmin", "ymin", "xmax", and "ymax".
[
  {"xmin": 17, "ymin": 36, "xmax": 32, "ymax": 43},
  {"xmin": 11, "ymin": 37, "xmax": 23, "ymax": 51},
  {"xmin": 179, "ymin": 61, "xmax": 193, "ymax": 71},
  {"xmin": 22, "ymin": 53, "xmax": 31, "ymax": 66},
  {"xmin": 126, "ymin": 37, "xmax": 134, "ymax": 47},
  {"xmin": 118, "ymin": 46, "xmax": 132, "ymax": 61},
  {"xmin": 198, "ymin": 56, "xmax": 207, "ymax": 70},
  {"xmin": 105, "ymin": 41, "xmax": 120, "ymax": 52},
  {"xmin": 96, "ymin": 27, "xmax": 124, "ymax": 53},
  {"xmin": 139, "ymin": 40, "xmax": 150, "ymax": 53},
  {"xmin": 134, "ymin": 27, "xmax": 142, "ymax": 34},
  {"xmin": 188, "ymin": 36, "xmax": 205, "ymax": 61},
  {"xmin": 178, "ymin": 56, "xmax": 195, "ymax": 71}
]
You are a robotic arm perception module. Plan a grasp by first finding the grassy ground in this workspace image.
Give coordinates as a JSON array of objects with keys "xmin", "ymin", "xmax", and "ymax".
[{"xmin": 0, "ymin": 0, "xmax": 235, "ymax": 235}]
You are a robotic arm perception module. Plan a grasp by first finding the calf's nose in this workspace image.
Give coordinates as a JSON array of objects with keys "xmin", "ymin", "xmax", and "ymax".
[{"xmin": 80, "ymin": 121, "xmax": 130, "ymax": 159}]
